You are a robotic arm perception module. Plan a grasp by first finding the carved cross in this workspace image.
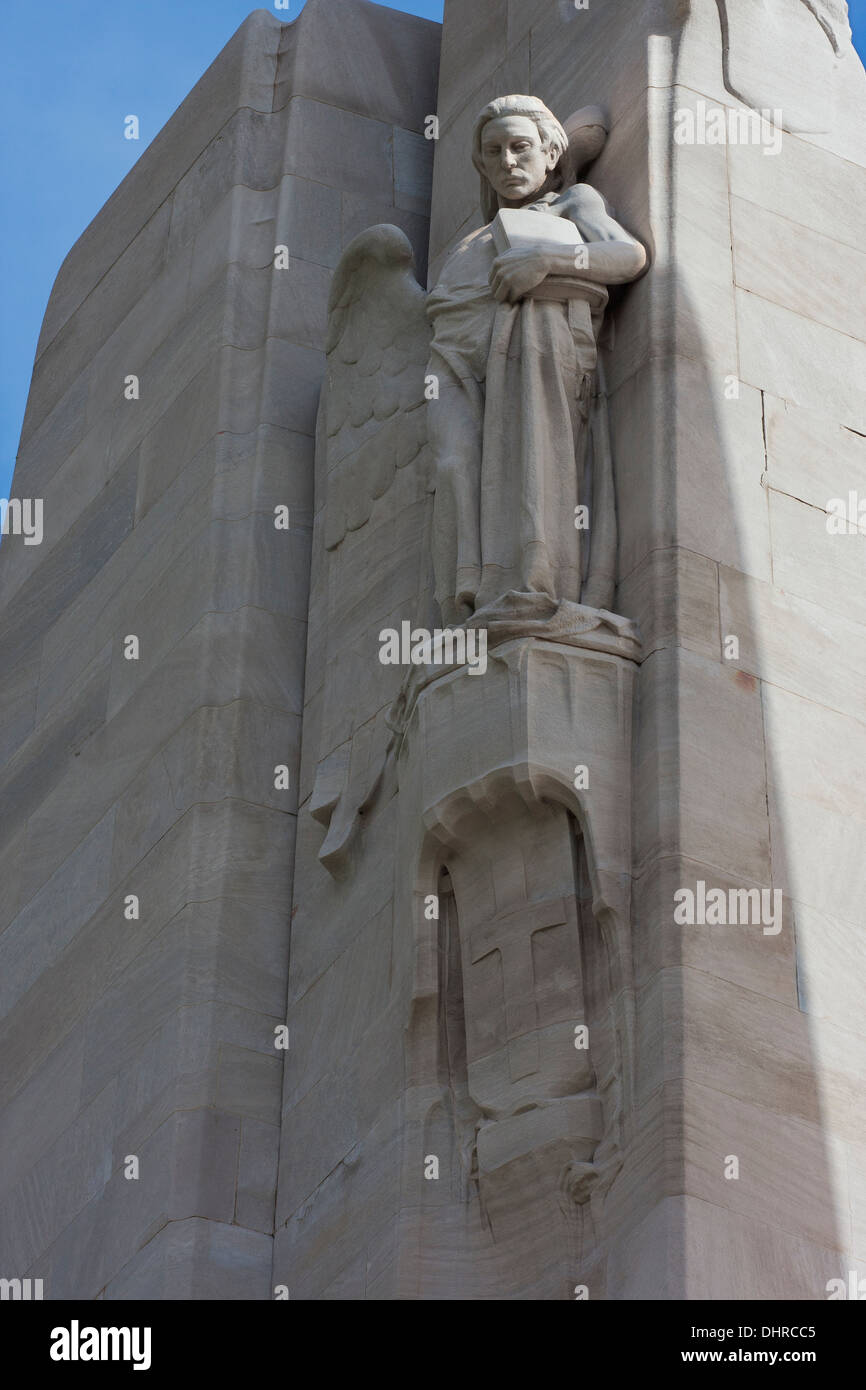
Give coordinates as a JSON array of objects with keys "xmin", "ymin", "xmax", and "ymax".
[{"xmin": 469, "ymin": 897, "xmax": 579, "ymax": 1082}]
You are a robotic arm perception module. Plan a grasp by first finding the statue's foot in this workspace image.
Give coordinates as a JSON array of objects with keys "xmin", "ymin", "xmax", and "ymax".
[{"xmin": 466, "ymin": 590, "xmax": 642, "ymax": 660}]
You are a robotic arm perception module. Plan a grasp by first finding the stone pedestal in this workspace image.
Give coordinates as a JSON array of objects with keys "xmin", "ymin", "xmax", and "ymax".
[{"xmin": 394, "ymin": 638, "xmax": 637, "ymax": 1298}]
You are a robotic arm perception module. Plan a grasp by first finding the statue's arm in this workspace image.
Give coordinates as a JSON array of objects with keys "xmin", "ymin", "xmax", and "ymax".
[
  {"xmin": 551, "ymin": 182, "xmax": 647, "ymax": 285},
  {"xmin": 489, "ymin": 183, "xmax": 647, "ymax": 303}
]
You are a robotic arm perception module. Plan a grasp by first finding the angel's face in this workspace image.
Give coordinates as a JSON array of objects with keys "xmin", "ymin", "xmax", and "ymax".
[{"xmin": 480, "ymin": 115, "xmax": 558, "ymax": 204}]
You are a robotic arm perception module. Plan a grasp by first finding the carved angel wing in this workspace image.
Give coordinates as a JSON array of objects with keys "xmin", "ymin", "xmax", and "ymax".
[
  {"xmin": 309, "ymin": 224, "xmax": 433, "ymax": 872},
  {"xmin": 320, "ymin": 224, "xmax": 432, "ymax": 550}
]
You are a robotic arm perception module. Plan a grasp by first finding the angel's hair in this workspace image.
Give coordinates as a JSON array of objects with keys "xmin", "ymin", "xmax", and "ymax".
[{"xmin": 472, "ymin": 95, "xmax": 569, "ymax": 223}]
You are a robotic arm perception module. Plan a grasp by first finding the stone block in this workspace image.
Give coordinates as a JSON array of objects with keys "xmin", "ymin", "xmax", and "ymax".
[
  {"xmin": 681, "ymin": 968, "xmax": 866, "ymax": 1150},
  {"xmin": 0, "ymin": 453, "xmax": 137, "ymax": 673},
  {"xmin": 728, "ymin": 128, "xmax": 866, "ymax": 252},
  {"xmin": 719, "ymin": 564, "xmax": 866, "ymax": 726},
  {"xmin": 0, "ymin": 1077, "xmax": 119, "ymax": 1274},
  {"xmin": 213, "ymin": 262, "xmax": 276, "ymax": 351},
  {"xmin": 236, "ymin": 1118, "xmax": 280, "ymax": 1235},
  {"xmin": 110, "ymin": 1013, "xmax": 220, "ymax": 1165},
  {"xmin": 10, "ymin": 372, "xmax": 90, "ymax": 500},
  {"xmin": 186, "ymin": 184, "xmax": 277, "ymax": 306},
  {"xmin": 0, "ymin": 824, "xmax": 25, "ymax": 935},
  {"xmin": 764, "ymin": 394, "xmax": 866, "ymax": 519},
  {"xmin": 273, "ymin": 1103, "xmax": 404, "ymax": 1296},
  {"xmin": 678, "ymin": 1195, "xmax": 857, "ymax": 1300},
  {"xmin": 763, "ymin": 683, "xmax": 866, "ymax": 928},
  {"xmin": 224, "ymin": 339, "xmax": 323, "ymax": 437},
  {"xmin": 34, "ymin": 200, "xmax": 173, "ymax": 373},
  {"xmin": 283, "ymin": 905, "xmax": 393, "ymax": 1111},
  {"xmin": 283, "ymin": 97, "xmax": 395, "ymax": 200},
  {"xmin": 104, "ymin": 514, "xmax": 310, "ymax": 718},
  {"xmin": 210, "ymin": 425, "xmax": 314, "ymax": 522},
  {"xmin": 167, "ymin": 108, "xmax": 287, "ymax": 256},
  {"xmin": 79, "ymin": 901, "xmax": 288, "ymax": 1113},
  {"xmin": 608, "ymin": 1193, "xmax": 848, "ymax": 1301},
  {"xmin": 271, "ymin": 175, "xmax": 344, "ymax": 270},
  {"xmin": 216, "ymin": 1045, "xmax": 283, "ymax": 1127},
  {"xmin": 111, "ymin": 702, "xmax": 300, "ymax": 870},
  {"xmin": 737, "ymin": 289, "xmax": 866, "ymax": 435},
  {"xmin": 0, "ymin": 643, "xmax": 110, "ymax": 856},
  {"xmin": 84, "ymin": 285, "xmax": 223, "ymax": 463},
  {"xmin": 606, "ymin": 1195, "xmax": 685, "ymax": 1300},
  {"xmin": 0, "ymin": 1028, "xmax": 85, "ymax": 1202},
  {"xmin": 612, "ymin": 88, "xmax": 739, "ymax": 394},
  {"xmin": 678, "ymin": 1078, "xmax": 845, "ymax": 1254},
  {"xmin": 266, "ymin": 256, "xmax": 332, "ymax": 349},
  {"xmin": 27, "ymin": 202, "xmax": 175, "ymax": 442},
  {"xmin": 611, "ymin": 357, "xmax": 770, "ymax": 586},
  {"xmin": 795, "ymin": 900, "xmax": 866, "ymax": 1040},
  {"xmin": 633, "ymin": 855, "xmax": 798, "ymax": 1009},
  {"xmin": 0, "ymin": 812, "xmax": 115, "ymax": 1017},
  {"xmin": 108, "ymin": 1000, "xmax": 285, "ymax": 1167},
  {"xmin": 277, "ymin": 1070, "xmax": 360, "ymax": 1222},
  {"xmin": 394, "ymin": 127, "xmax": 436, "ymax": 215},
  {"xmin": 617, "ymin": 545, "xmax": 720, "ymax": 662},
  {"xmin": 530, "ymin": 0, "xmax": 667, "ymax": 131},
  {"xmin": 0, "ymin": 411, "xmax": 114, "ymax": 606},
  {"xmin": 732, "ymin": 196, "xmax": 866, "ymax": 342},
  {"xmin": 275, "ymin": 0, "xmax": 440, "ymax": 133},
  {"xmin": 0, "ymin": 640, "xmax": 39, "ymax": 772},
  {"xmin": 32, "ymin": 241, "xmax": 194, "ymax": 447},
  {"xmin": 287, "ymin": 806, "xmax": 396, "ymax": 1003},
  {"xmin": 134, "ymin": 363, "xmax": 223, "ymax": 522},
  {"xmin": 101, "ymin": 1218, "xmax": 273, "ymax": 1300},
  {"xmin": 0, "ymin": 889, "xmax": 162, "ymax": 1116},
  {"xmin": 20, "ymin": 1109, "xmax": 241, "ymax": 1298},
  {"xmin": 770, "ymin": 489, "xmax": 866, "ymax": 629},
  {"xmin": 633, "ymin": 648, "xmax": 770, "ymax": 883}
]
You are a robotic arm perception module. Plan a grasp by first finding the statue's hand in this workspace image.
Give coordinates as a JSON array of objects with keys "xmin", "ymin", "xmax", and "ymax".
[{"xmin": 489, "ymin": 249, "xmax": 553, "ymax": 304}]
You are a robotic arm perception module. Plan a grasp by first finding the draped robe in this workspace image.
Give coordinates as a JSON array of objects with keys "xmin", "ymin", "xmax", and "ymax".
[{"xmin": 426, "ymin": 192, "xmax": 609, "ymax": 629}]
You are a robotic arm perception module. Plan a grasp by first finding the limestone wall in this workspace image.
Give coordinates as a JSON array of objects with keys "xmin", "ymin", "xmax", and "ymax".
[
  {"xmin": 2, "ymin": 0, "xmax": 862, "ymax": 1303},
  {"xmin": 419, "ymin": 0, "xmax": 866, "ymax": 1299},
  {"xmin": 275, "ymin": 0, "xmax": 866, "ymax": 1300},
  {"xmin": 0, "ymin": 0, "xmax": 439, "ymax": 1299}
]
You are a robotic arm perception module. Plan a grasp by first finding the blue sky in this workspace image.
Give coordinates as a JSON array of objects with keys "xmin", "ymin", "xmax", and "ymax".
[{"xmin": 1, "ymin": 0, "xmax": 864, "ymax": 501}]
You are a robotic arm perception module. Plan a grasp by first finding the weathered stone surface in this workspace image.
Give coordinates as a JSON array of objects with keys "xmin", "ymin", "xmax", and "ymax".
[
  {"xmin": 732, "ymin": 196, "xmax": 866, "ymax": 341},
  {"xmin": 763, "ymin": 394, "xmax": 866, "ymax": 518},
  {"xmin": 0, "ymin": 0, "xmax": 438, "ymax": 1305},
  {"xmin": 3, "ymin": 0, "xmax": 865, "ymax": 1306},
  {"xmin": 737, "ymin": 289, "xmax": 866, "ymax": 434},
  {"xmin": 102, "ymin": 1219, "xmax": 273, "ymax": 1300}
]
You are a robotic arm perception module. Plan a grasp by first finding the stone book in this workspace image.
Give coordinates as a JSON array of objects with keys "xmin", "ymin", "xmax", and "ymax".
[{"xmin": 491, "ymin": 206, "xmax": 601, "ymax": 302}]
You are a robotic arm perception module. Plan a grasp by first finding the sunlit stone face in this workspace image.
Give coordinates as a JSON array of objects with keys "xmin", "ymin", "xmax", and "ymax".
[{"xmin": 479, "ymin": 114, "xmax": 558, "ymax": 205}]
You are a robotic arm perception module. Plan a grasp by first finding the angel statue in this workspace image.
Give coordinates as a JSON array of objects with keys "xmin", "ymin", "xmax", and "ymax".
[
  {"xmin": 319, "ymin": 96, "xmax": 646, "ymax": 685},
  {"xmin": 426, "ymin": 96, "xmax": 646, "ymax": 645},
  {"xmin": 310, "ymin": 100, "xmax": 646, "ymax": 865}
]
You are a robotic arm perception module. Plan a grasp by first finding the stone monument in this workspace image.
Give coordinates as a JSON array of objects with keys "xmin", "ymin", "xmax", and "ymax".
[{"xmin": 1, "ymin": 0, "xmax": 864, "ymax": 1301}]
